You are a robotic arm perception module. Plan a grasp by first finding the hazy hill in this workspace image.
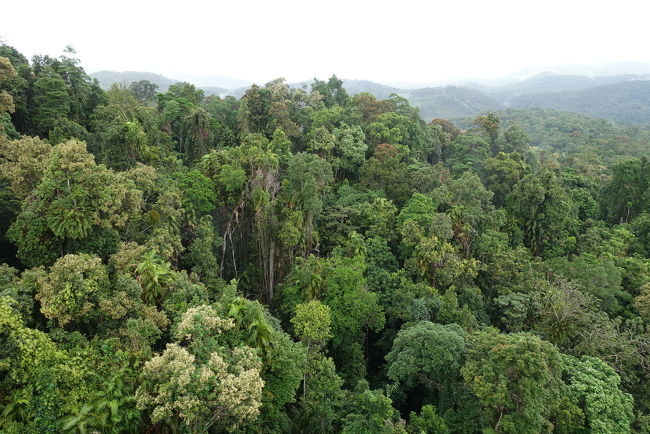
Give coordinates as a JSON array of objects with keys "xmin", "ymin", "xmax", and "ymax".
[
  {"xmin": 91, "ymin": 71, "xmax": 244, "ymax": 97},
  {"xmin": 341, "ymin": 79, "xmax": 401, "ymax": 99},
  {"xmin": 171, "ymin": 73, "xmax": 252, "ymax": 89},
  {"xmin": 201, "ymin": 86, "xmax": 239, "ymax": 97},
  {"xmin": 481, "ymin": 72, "xmax": 650, "ymax": 101},
  {"xmin": 491, "ymin": 73, "xmax": 599, "ymax": 97},
  {"xmin": 508, "ymin": 61, "xmax": 650, "ymax": 78},
  {"xmin": 403, "ymin": 86, "xmax": 504, "ymax": 120},
  {"xmin": 510, "ymin": 80, "xmax": 650, "ymax": 124},
  {"xmin": 91, "ymin": 71, "xmax": 178, "ymax": 92}
]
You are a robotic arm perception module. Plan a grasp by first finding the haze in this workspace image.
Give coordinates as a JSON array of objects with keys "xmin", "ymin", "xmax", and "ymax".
[{"xmin": 3, "ymin": 0, "xmax": 650, "ymax": 85}]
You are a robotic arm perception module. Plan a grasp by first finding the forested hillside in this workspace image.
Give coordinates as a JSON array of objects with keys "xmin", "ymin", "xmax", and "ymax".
[
  {"xmin": 455, "ymin": 108, "xmax": 650, "ymax": 161},
  {"xmin": 2, "ymin": 44, "xmax": 650, "ymax": 433},
  {"xmin": 510, "ymin": 80, "xmax": 650, "ymax": 124}
]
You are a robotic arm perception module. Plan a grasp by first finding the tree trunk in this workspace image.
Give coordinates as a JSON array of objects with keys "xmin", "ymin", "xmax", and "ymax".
[{"xmin": 268, "ymin": 241, "xmax": 275, "ymax": 301}]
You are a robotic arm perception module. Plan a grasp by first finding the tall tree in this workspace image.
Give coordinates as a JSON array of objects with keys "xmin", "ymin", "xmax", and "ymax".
[
  {"xmin": 462, "ymin": 329, "xmax": 563, "ymax": 434},
  {"xmin": 507, "ymin": 169, "xmax": 578, "ymax": 257}
]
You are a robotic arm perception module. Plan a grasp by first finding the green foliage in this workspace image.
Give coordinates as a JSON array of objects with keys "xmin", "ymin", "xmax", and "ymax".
[
  {"xmin": 482, "ymin": 152, "xmax": 528, "ymax": 207},
  {"xmin": 601, "ymin": 157, "xmax": 650, "ymax": 224},
  {"xmin": 386, "ymin": 322, "xmax": 467, "ymax": 392},
  {"xmin": 444, "ymin": 134, "xmax": 490, "ymax": 174},
  {"xmin": 341, "ymin": 384, "xmax": 406, "ymax": 434},
  {"xmin": 360, "ymin": 143, "xmax": 410, "ymax": 204},
  {"xmin": 292, "ymin": 300, "xmax": 332, "ymax": 350},
  {"xmin": 408, "ymin": 405, "xmax": 448, "ymax": 434},
  {"xmin": 0, "ymin": 135, "xmax": 52, "ymax": 199},
  {"xmin": 135, "ymin": 251, "xmax": 171, "ymax": 306},
  {"xmin": 3, "ymin": 42, "xmax": 650, "ymax": 433},
  {"xmin": 136, "ymin": 305, "xmax": 263, "ymax": 432},
  {"xmin": 474, "ymin": 113, "xmax": 501, "ymax": 154},
  {"xmin": 8, "ymin": 139, "xmax": 143, "ymax": 266},
  {"xmin": 172, "ymin": 169, "xmax": 217, "ymax": 215},
  {"xmin": 36, "ymin": 254, "xmax": 109, "ymax": 328},
  {"xmin": 507, "ymin": 169, "xmax": 578, "ymax": 257},
  {"xmin": 462, "ymin": 329, "xmax": 564, "ymax": 433},
  {"xmin": 32, "ymin": 75, "xmax": 71, "ymax": 135},
  {"xmin": 559, "ymin": 354, "xmax": 634, "ymax": 433},
  {"xmin": 312, "ymin": 75, "xmax": 349, "ymax": 108},
  {"xmin": 293, "ymin": 352, "xmax": 345, "ymax": 433},
  {"xmin": 254, "ymin": 330, "xmax": 306, "ymax": 432}
]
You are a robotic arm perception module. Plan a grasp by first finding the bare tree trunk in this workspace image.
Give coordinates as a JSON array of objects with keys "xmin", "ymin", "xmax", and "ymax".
[
  {"xmin": 220, "ymin": 219, "xmax": 231, "ymax": 274},
  {"xmin": 268, "ymin": 241, "xmax": 275, "ymax": 301},
  {"xmin": 230, "ymin": 229, "xmax": 237, "ymax": 277}
]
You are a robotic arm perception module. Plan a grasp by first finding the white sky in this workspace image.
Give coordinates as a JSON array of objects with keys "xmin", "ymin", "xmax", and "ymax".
[{"xmin": 3, "ymin": 0, "xmax": 650, "ymax": 84}]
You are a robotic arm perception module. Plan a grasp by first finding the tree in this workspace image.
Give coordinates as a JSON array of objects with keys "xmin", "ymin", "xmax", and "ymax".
[
  {"xmin": 635, "ymin": 282, "xmax": 650, "ymax": 322},
  {"xmin": 341, "ymin": 384, "xmax": 406, "ymax": 434},
  {"xmin": 408, "ymin": 405, "xmax": 448, "ymax": 434},
  {"xmin": 321, "ymin": 255, "xmax": 385, "ymax": 385},
  {"xmin": 0, "ymin": 295, "xmax": 69, "ymax": 432},
  {"xmin": 311, "ymin": 75, "xmax": 349, "ymax": 108},
  {"xmin": 397, "ymin": 193, "xmax": 438, "ymax": 232},
  {"xmin": 386, "ymin": 322, "xmax": 466, "ymax": 391},
  {"xmin": 292, "ymin": 300, "xmax": 332, "ymax": 351},
  {"xmin": 128, "ymin": 80, "xmax": 158, "ymax": 105},
  {"xmin": 238, "ymin": 84, "xmax": 271, "ymax": 134},
  {"xmin": 181, "ymin": 216, "xmax": 221, "ymax": 290},
  {"xmin": 172, "ymin": 169, "xmax": 217, "ymax": 216},
  {"xmin": 157, "ymin": 82, "xmax": 203, "ymax": 157},
  {"xmin": 350, "ymin": 92, "xmax": 392, "ymax": 125},
  {"xmin": 280, "ymin": 254, "xmax": 385, "ymax": 385},
  {"xmin": 559, "ymin": 355, "xmax": 633, "ymax": 434},
  {"xmin": 0, "ymin": 136, "xmax": 52, "ymax": 198},
  {"xmin": 502, "ymin": 125, "xmax": 529, "ymax": 154},
  {"xmin": 482, "ymin": 152, "xmax": 528, "ymax": 207},
  {"xmin": 7, "ymin": 140, "xmax": 143, "ymax": 267},
  {"xmin": 601, "ymin": 157, "xmax": 650, "ymax": 223},
  {"xmin": 0, "ymin": 57, "xmax": 17, "ymax": 89},
  {"xmin": 136, "ymin": 305, "xmax": 264, "ymax": 432},
  {"xmin": 253, "ymin": 330, "xmax": 306, "ymax": 433},
  {"xmin": 135, "ymin": 251, "xmax": 172, "ymax": 306},
  {"xmin": 283, "ymin": 152, "xmax": 333, "ymax": 254},
  {"xmin": 35, "ymin": 253, "xmax": 109, "ymax": 328},
  {"xmin": 0, "ymin": 56, "xmax": 17, "ymax": 138},
  {"xmin": 90, "ymin": 84, "xmax": 163, "ymax": 170},
  {"xmin": 474, "ymin": 113, "xmax": 500, "ymax": 155},
  {"xmin": 185, "ymin": 106, "xmax": 211, "ymax": 160},
  {"xmin": 507, "ymin": 169, "xmax": 578, "ymax": 257},
  {"xmin": 386, "ymin": 321, "xmax": 467, "ymax": 417},
  {"xmin": 562, "ymin": 355, "xmax": 634, "ymax": 434},
  {"xmin": 31, "ymin": 74, "xmax": 71, "ymax": 136},
  {"xmin": 360, "ymin": 143, "xmax": 410, "ymax": 204},
  {"xmin": 0, "ymin": 46, "xmax": 31, "ymax": 135},
  {"xmin": 444, "ymin": 134, "xmax": 490, "ymax": 174},
  {"xmin": 292, "ymin": 353, "xmax": 343, "ymax": 432},
  {"xmin": 333, "ymin": 123, "xmax": 367, "ymax": 177},
  {"xmin": 462, "ymin": 329, "xmax": 563, "ymax": 433}
]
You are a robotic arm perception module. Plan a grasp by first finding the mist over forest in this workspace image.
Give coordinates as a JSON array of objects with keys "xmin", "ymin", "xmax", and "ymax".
[{"xmin": 2, "ymin": 39, "xmax": 650, "ymax": 434}]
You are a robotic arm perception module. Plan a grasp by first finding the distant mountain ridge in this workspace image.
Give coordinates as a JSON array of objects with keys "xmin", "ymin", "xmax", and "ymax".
[
  {"xmin": 510, "ymin": 80, "xmax": 650, "ymax": 124},
  {"xmin": 91, "ymin": 71, "xmax": 178, "ymax": 92},
  {"xmin": 90, "ymin": 71, "xmax": 246, "ymax": 96},
  {"xmin": 90, "ymin": 70, "xmax": 650, "ymax": 125}
]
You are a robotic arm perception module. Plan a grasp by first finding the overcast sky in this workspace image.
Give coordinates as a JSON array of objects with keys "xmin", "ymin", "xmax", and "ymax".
[{"xmin": 3, "ymin": 0, "xmax": 650, "ymax": 85}]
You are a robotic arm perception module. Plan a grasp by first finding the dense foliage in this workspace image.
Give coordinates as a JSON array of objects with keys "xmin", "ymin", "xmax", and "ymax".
[{"xmin": 1, "ymin": 44, "xmax": 650, "ymax": 433}]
